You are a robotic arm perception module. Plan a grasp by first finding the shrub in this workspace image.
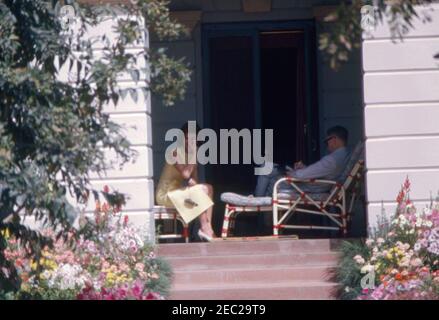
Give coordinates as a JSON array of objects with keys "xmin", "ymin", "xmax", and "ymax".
[
  {"xmin": 2, "ymin": 187, "xmax": 172, "ymax": 300},
  {"xmin": 332, "ymin": 178, "xmax": 439, "ymax": 300}
]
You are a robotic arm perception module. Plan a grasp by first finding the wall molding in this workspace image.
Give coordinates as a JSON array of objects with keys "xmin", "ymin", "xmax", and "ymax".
[
  {"xmin": 312, "ymin": 5, "xmax": 338, "ymax": 22},
  {"xmin": 242, "ymin": 0, "xmax": 271, "ymax": 13},
  {"xmin": 170, "ymin": 10, "xmax": 202, "ymax": 35}
]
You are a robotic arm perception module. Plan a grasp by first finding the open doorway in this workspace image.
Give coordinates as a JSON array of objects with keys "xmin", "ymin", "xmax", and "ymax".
[
  {"xmin": 260, "ymin": 31, "xmax": 307, "ymax": 166},
  {"xmin": 202, "ymin": 21, "xmax": 319, "ymax": 236}
]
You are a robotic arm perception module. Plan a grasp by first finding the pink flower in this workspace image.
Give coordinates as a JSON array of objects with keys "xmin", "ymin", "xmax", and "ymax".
[
  {"xmin": 132, "ymin": 284, "xmax": 142, "ymax": 297},
  {"xmin": 135, "ymin": 263, "xmax": 145, "ymax": 272}
]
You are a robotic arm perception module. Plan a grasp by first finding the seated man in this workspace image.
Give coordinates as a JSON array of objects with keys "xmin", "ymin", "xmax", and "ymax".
[{"xmin": 254, "ymin": 125, "xmax": 350, "ymax": 197}]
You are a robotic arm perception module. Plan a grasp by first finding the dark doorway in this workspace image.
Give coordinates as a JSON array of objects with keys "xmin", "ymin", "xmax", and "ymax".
[
  {"xmin": 260, "ymin": 31, "xmax": 307, "ymax": 166},
  {"xmin": 202, "ymin": 21, "xmax": 318, "ymax": 237}
]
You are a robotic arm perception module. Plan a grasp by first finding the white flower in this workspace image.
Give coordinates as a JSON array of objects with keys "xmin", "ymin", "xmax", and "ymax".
[
  {"xmin": 353, "ymin": 255, "xmax": 365, "ymax": 265},
  {"xmin": 410, "ymin": 258, "xmax": 422, "ymax": 267},
  {"xmin": 399, "ymin": 216, "xmax": 407, "ymax": 225},
  {"xmin": 377, "ymin": 238, "xmax": 385, "ymax": 246},
  {"xmin": 424, "ymin": 221, "xmax": 433, "ymax": 228},
  {"xmin": 365, "ymin": 239, "xmax": 374, "ymax": 247},
  {"xmin": 423, "ymin": 207, "xmax": 432, "ymax": 216},
  {"xmin": 47, "ymin": 263, "xmax": 87, "ymax": 291},
  {"xmin": 399, "ymin": 257, "xmax": 410, "ymax": 267},
  {"xmin": 361, "ymin": 264, "xmax": 374, "ymax": 273}
]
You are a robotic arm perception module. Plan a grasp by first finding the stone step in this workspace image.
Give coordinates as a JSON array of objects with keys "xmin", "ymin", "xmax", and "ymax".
[
  {"xmin": 158, "ymin": 239, "xmax": 336, "ymax": 257},
  {"xmin": 170, "ymin": 281, "xmax": 337, "ymax": 300},
  {"xmin": 167, "ymin": 252, "xmax": 339, "ymax": 271},
  {"xmin": 172, "ymin": 265, "xmax": 334, "ymax": 285}
]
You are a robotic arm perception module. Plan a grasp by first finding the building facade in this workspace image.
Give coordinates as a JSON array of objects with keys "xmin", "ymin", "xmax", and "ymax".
[{"xmin": 73, "ymin": 0, "xmax": 439, "ymax": 240}]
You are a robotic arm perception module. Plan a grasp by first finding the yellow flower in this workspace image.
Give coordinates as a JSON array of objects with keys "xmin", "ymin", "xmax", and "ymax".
[
  {"xmin": 30, "ymin": 260, "xmax": 38, "ymax": 271},
  {"xmin": 1, "ymin": 228, "xmax": 10, "ymax": 239},
  {"xmin": 20, "ymin": 283, "xmax": 30, "ymax": 293}
]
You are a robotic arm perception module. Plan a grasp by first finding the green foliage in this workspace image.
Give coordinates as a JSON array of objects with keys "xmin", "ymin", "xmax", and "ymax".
[
  {"xmin": 0, "ymin": 0, "xmax": 189, "ymax": 295},
  {"xmin": 319, "ymin": 0, "xmax": 435, "ymax": 70},
  {"xmin": 329, "ymin": 239, "xmax": 371, "ymax": 300},
  {"xmin": 146, "ymin": 256, "xmax": 173, "ymax": 297}
]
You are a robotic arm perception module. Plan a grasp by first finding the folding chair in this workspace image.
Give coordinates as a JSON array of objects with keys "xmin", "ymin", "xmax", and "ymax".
[{"xmin": 153, "ymin": 205, "xmax": 189, "ymax": 243}]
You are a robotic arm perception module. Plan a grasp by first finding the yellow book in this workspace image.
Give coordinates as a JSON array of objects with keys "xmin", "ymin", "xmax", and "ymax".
[{"xmin": 167, "ymin": 185, "xmax": 214, "ymax": 224}]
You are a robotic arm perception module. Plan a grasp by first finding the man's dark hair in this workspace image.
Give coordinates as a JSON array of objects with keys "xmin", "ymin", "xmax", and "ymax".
[{"xmin": 327, "ymin": 125, "xmax": 348, "ymax": 144}]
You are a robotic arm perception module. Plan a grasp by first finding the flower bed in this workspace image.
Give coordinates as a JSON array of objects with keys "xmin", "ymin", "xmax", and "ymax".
[
  {"xmin": 1, "ymin": 188, "xmax": 172, "ymax": 300},
  {"xmin": 333, "ymin": 178, "xmax": 439, "ymax": 300}
]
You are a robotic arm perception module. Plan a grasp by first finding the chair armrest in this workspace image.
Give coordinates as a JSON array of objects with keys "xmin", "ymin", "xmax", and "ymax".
[{"xmin": 272, "ymin": 177, "xmax": 343, "ymax": 199}]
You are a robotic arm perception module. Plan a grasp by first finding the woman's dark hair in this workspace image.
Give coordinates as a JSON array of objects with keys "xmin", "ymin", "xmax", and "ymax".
[
  {"xmin": 180, "ymin": 122, "xmax": 201, "ymax": 135},
  {"xmin": 180, "ymin": 122, "xmax": 202, "ymax": 146}
]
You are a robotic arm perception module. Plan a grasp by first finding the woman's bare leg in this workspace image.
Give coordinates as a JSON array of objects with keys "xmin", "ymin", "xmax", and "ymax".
[{"xmin": 198, "ymin": 183, "xmax": 215, "ymax": 237}]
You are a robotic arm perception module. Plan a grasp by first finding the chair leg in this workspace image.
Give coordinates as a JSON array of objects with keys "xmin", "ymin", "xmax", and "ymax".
[
  {"xmin": 183, "ymin": 225, "xmax": 189, "ymax": 243},
  {"xmin": 273, "ymin": 204, "xmax": 279, "ymax": 236},
  {"xmin": 222, "ymin": 205, "xmax": 233, "ymax": 238}
]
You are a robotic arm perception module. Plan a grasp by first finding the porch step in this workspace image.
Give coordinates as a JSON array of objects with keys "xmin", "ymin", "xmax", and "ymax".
[
  {"xmin": 166, "ymin": 252, "xmax": 338, "ymax": 270},
  {"xmin": 173, "ymin": 265, "xmax": 333, "ymax": 285},
  {"xmin": 170, "ymin": 281, "xmax": 337, "ymax": 300},
  {"xmin": 159, "ymin": 238, "xmax": 340, "ymax": 300},
  {"xmin": 157, "ymin": 238, "xmax": 335, "ymax": 257}
]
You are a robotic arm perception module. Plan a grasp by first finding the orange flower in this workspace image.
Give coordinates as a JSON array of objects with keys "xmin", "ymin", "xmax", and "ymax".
[
  {"xmin": 15, "ymin": 258, "xmax": 24, "ymax": 268},
  {"xmin": 395, "ymin": 273, "xmax": 403, "ymax": 281},
  {"xmin": 20, "ymin": 273, "xmax": 29, "ymax": 282}
]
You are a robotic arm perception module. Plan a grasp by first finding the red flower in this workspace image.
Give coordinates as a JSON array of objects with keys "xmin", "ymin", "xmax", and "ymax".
[
  {"xmin": 403, "ymin": 177, "xmax": 411, "ymax": 190},
  {"xmin": 123, "ymin": 215, "xmax": 129, "ymax": 226},
  {"xmin": 103, "ymin": 185, "xmax": 110, "ymax": 193},
  {"xmin": 396, "ymin": 190, "xmax": 404, "ymax": 203}
]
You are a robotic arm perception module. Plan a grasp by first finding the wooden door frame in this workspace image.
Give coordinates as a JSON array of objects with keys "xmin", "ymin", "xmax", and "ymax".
[{"xmin": 201, "ymin": 19, "xmax": 320, "ymax": 168}]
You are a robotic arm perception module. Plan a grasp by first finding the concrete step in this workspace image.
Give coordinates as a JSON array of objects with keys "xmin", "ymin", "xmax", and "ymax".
[
  {"xmin": 170, "ymin": 281, "xmax": 337, "ymax": 300},
  {"xmin": 167, "ymin": 252, "xmax": 339, "ymax": 271},
  {"xmin": 158, "ymin": 239, "xmax": 335, "ymax": 257},
  {"xmin": 172, "ymin": 265, "xmax": 334, "ymax": 285}
]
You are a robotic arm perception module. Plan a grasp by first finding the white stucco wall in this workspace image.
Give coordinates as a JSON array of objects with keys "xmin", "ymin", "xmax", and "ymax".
[
  {"xmin": 58, "ymin": 15, "xmax": 155, "ymax": 241},
  {"xmin": 363, "ymin": 4, "xmax": 439, "ymax": 227}
]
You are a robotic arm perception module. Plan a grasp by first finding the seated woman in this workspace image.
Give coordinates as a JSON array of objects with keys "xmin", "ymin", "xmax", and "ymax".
[{"xmin": 155, "ymin": 123, "xmax": 215, "ymax": 242}]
